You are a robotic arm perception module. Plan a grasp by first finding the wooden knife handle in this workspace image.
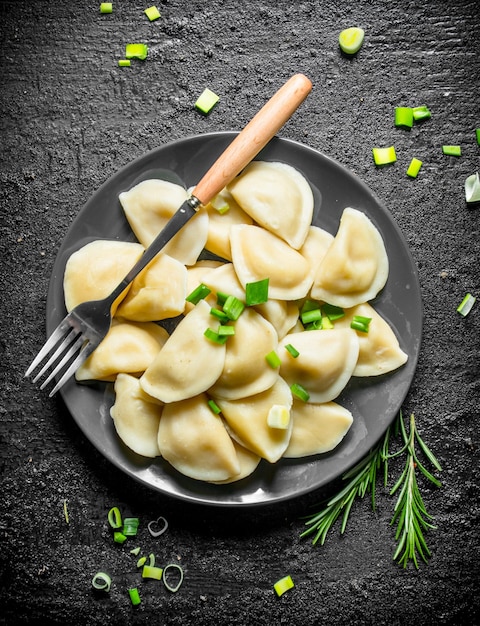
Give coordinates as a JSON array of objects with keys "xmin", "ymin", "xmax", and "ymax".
[{"xmin": 192, "ymin": 73, "xmax": 312, "ymax": 206}]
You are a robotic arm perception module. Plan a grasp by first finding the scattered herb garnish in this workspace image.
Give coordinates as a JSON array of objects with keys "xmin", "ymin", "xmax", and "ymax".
[
  {"xmin": 100, "ymin": 2, "xmax": 113, "ymax": 14},
  {"xmin": 372, "ymin": 146, "xmax": 397, "ymax": 166},
  {"xmin": 265, "ymin": 350, "xmax": 281, "ymax": 369},
  {"xmin": 128, "ymin": 587, "xmax": 141, "ymax": 606},
  {"xmin": 290, "ymin": 383, "xmax": 310, "ymax": 402},
  {"xmin": 464, "ymin": 172, "xmax": 480, "ymax": 204},
  {"xmin": 338, "ymin": 27, "xmax": 365, "ymax": 55},
  {"xmin": 92, "ymin": 571, "xmax": 112, "ymax": 592},
  {"xmin": 144, "ymin": 5, "xmax": 161, "ymax": 22},
  {"xmin": 245, "ymin": 278, "xmax": 269, "ymax": 306},
  {"xmin": 125, "ymin": 43, "xmax": 149, "ymax": 60},
  {"xmin": 442, "ymin": 145, "xmax": 461, "ymax": 157},
  {"xmin": 395, "ymin": 107, "xmax": 414, "ymax": 129},
  {"xmin": 273, "ymin": 574, "xmax": 295, "ymax": 597},
  {"xmin": 195, "ymin": 88, "xmax": 220, "ymax": 115},
  {"xmin": 457, "ymin": 293, "xmax": 476, "ymax": 317},
  {"xmin": 406, "ymin": 157, "xmax": 423, "ymax": 178},
  {"xmin": 301, "ymin": 411, "xmax": 442, "ymax": 569}
]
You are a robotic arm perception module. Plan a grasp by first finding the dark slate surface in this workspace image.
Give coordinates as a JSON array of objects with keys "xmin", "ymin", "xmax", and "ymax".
[{"xmin": 1, "ymin": 1, "xmax": 479, "ymax": 624}]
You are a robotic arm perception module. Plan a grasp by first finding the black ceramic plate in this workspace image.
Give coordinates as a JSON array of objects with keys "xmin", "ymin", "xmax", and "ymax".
[{"xmin": 46, "ymin": 132, "xmax": 422, "ymax": 507}]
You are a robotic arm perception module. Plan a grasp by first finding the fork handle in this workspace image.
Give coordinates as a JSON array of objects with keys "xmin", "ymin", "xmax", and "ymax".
[{"xmin": 191, "ymin": 73, "xmax": 312, "ymax": 206}]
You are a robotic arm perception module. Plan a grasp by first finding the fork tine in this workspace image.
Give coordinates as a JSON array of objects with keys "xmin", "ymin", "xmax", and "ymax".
[
  {"xmin": 32, "ymin": 327, "xmax": 80, "ymax": 383},
  {"xmin": 48, "ymin": 341, "xmax": 97, "ymax": 397},
  {"xmin": 24, "ymin": 317, "xmax": 75, "ymax": 377},
  {"xmin": 40, "ymin": 335, "xmax": 86, "ymax": 390}
]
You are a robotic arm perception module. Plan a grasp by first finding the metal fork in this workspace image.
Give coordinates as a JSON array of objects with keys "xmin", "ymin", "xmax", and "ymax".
[{"xmin": 25, "ymin": 73, "xmax": 312, "ymax": 396}]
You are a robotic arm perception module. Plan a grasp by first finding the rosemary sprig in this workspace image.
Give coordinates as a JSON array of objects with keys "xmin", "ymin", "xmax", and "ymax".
[{"xmin": 301, "ymin": 411, "xmax": 442, "ymax": 569}]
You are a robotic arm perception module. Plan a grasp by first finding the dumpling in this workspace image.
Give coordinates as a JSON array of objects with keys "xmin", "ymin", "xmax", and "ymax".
[
  {"xmin": 210, "ymin": 439, "xmax": 261, "ymax": 484},
  {"xmin": 284, "ymin": 400, "xmax": 353, "ymax": 458},
  {"xmin": 119, "ymin": 178, "xmax": 209, "ymax": 265},
  {"xmin": 209, "ymin": 307, "xmax": 279, "ymax": 400},
  {"xmin": 158, "ymin": 393, "xmax": 241, "ymax": 482},
  {"xmin": 205, "ymin": 189, "xmax": 254, "ymax": 260},
  {"xmin": 230, "ymin": 224, "xmax": 312, "ymax": 300},
  {"xmin": 75, "ymin": 320, "xmax": 169, "ymax": 382},
  {"xmin": 200, "ymin": 262, "xmax": 246, "ymax": 302},
  {"xmin": 140, "ymin": 299, "xmax": 226, "ymax": 403},
  {"xmin": 116, "ymin": 253, "xmax": 187, "ymax": 322},
  {"xmin": 185, "ymin": 260, "xmax": 224, "ymax": 313},
  {"xmin": 110, "ymin": 373, "xmax": 163, "ymax": 458},
  {"xmin": 333, "ymin": 302, "xmax": 408, "ymax": 376},
  {"xmin": 215, "ymin": 377, "xmax": 293, "ymax": 463},
  {"xmin": 227, "ymin": 161, "xmax": 314, "ymax": 249},
  {"xmin": 310, "ymin": 207, "xmax": 389, "ymax": 307},
  {"xmin": 299, "ymin": 225, "xmax": 334, "ymax": 286},
  {"xmin": 278, "ymin": 328, "xmax": 359, "ymax": 403},
  {"xmin": 254, "ymin": 299, "xmax": 299, "ymax": 340},
  {"xmin": 63, "ymin": 239, "xmax": 144, "ymax": 313}
]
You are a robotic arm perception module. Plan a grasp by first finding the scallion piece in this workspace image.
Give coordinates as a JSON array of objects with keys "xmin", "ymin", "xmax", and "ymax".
[
  {"xmin": 265, "ymin": 350, "xmax": 281, "ymax": 369},
  {"xmin": 321, "ymin": 315, "xmax": 334, "ymax": 330},
  {"xmin": 210, "ymin": 307, "xmax": 230, "ymax": 323},
  {"xmin": 216, "ymin": 291, "xmax": 229, "ymax": 306},
  {"xmin": 211, "ymin": 194, "xmax": 230, "ymax": 214},
  {"xmin": 137, "ymin": 556, "xmax": 147, "ymax": 568},
  {"xmin": 301, "ymin": 307, "xmax": 322, "ymax": 325},
  {"xmin": 464, "ymin": 172, "xmax": 480, "ymax": 204},
  {"xmin": 130, "ymin": 546, "xmax": 141, "ymax": 556},
  {"xmin": 144, "ymin": 5, "xmax": 161, "ymax": 21},
  {"xmin": 222, "ymin": 295, "xmax": 245, "ymax": 320},
  {"xmin": 285, "ymin": 344, "xmax": 299, "ymax": 358},
  {"xmin": 338, "ymin": 27, "xmax": 365, "ymax": 55},
  {"xmin": 208, "ymin": 399, "xmax": 222, "ymax": 414},
  {"xmin": 218, "ymin": 325, "xmax": 235, "ymax": 336},
  {"xmin": 321, "ymin": 303, "xmax": 345, "ymax": 321},
  {"xmin": 412, "ymin": 105, "xmax": 431, "ymax": 121},
  {"xmin": 63, "ymin": 499, "xmax": 69, "ymax": 524},
  {"xmin": 114, "ymin": 531, "xmax": 128, "ymax": 544},
  {"xmin": 372, "ymin": 146, "xmax": 397, "ymax": 166},
  {"xmin": 290, "ymin": 383, "xmax": 310, "ymax": 402},
  {"xmin": 274, "ymin": 574, "xmax": 295, "ymax": 597},
  {"xmin": 148, "ymin": 517, "xmax": 168, "ymax": 537},
  {"xmin": 267, "ymin": 405, "xmax": 291, "ymax": 430},
  {"xmin": 128, "ymin": 587, "xmax": 141, "ymax": 606},
  {"xmin": 442, "ymin": 145, "xmax": 461, "ymax": 157},
  {"xmin": 457, "ymin": 293, "xmax": 476, "ymax": 317},
  {"xmin": 395, "ymin": 107, "xmax": 414, "ymax": 128},
  {"xmin": 304, "ymin": 319, "xmax": 323, "ymax": 331},
  {"xmin": 118, "ymin": 59, "xmax": 131, "ymax": 67},
  {"xmin": 122, "ymin": 517, "xmax": 140, "ymax": 536},
  {"xmin": 163, "ymin": 564, "xmax": 184, "ymax": 593},
  {"xmin": 186, "ymin": 283, "xmax": 211, "ymax": 304},
  {"xmin": 142, "ymin": 565, "xmax": 163, "ymax": 580},
  {"xmin": 476, "ymin": 128, "xmax": 480, "ymax": 145},
  {"xmin": 245, "ymin": 278, "xmax": 269, "ymax": 306},
  {"xmin": 125, "ymin": 43, "xmax": 148, "ymax": 60},
  {"xmin": 204, "ymin": 328, "xmax": 229, "ymax": 344},
  {"xmin": 300, "ymin": 299, "xmax": 319, "ymax": 314},
  {"xmin": 195, "ymin": 88, "xmax": 220, "ymax": 115},
  {"xmin": 92, "ymin": 572, "xmax": 112, "ymax": 592},
  {"xmin": 100, "ymin": 2, "xmax": 113, "ymax": 13},
  {"xmin": 108, "ymin": 506, "xmax": 122, "ymax": 529},
  {"xmin": 407, "ymin": 157, "xmax": 423, "ymax": 178},
  {"xmin": 350, "ymin": 315, "xmax": 372, "ymax": 333}
]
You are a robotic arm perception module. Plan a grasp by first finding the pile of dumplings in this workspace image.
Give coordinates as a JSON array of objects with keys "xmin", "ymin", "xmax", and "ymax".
[{"xmin": 63, "ymin": 161, "xmax": 408, "ymax": 484}]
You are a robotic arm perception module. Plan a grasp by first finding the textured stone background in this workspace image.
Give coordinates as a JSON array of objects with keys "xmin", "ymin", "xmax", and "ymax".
[{"xmin": 1, "ymin": 1, "xmax": 479, "ymax": 624}]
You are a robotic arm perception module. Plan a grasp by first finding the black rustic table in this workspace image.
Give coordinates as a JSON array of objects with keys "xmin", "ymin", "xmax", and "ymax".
[{"xmin": 1, "ymin": 1, "xmax": 479, "ymax": 624}]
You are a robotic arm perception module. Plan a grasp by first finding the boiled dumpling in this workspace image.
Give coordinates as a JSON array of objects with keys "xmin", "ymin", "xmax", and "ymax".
[
  {"xmin": 200, "ymin": 262, "xmax": 246, "ymax": 302},
  {"xmin": 278, "ymin": 328, "xmax": 359, "ymax": 403},
  {"xmin": 119, "ymin": 178, "xmax": 208, "ymax": 265},
  {"xmin": 63, "ymin": 239, "xmax": 144, "ymax": 313},
  {"xmin": 284, "ymin": 400, "xmax": 353, "ymax": 458},
  {"xmin": 254, "ymin": 299, "xmax": 299, "ymax": 340},
  {"xmin": 215, "ymin": 377, "xmax": 293, "ymax": 463},
  {"xmin": 75, "ymin": 320, "xmax": 169, "ymax": 382},
  {"xmin": 209, "ymin": 307, "xmax": 279, "ymax": 400},
  {"xmin": 311, "ymin": 207, "xmax": 389, "ymax": 307},
  {"xmin": 333, "ymin": 302, "xmax": 408, "ymax": 376},
  {"xmin": 185, "ymin": 260, "xmax": 224, "ymax": 313},
  {"xmin": 299, "ymin": 225, "xmax": 335, "ymax": 287},
  {"xmin": 230, "ymin": 224, "xmax": 312, "ymax": 300},
  {"xmin": 110, "ymin": 373, "xmax": 163, "ymax": 458},
  {"xmin": 157, "ymin": 393, "xmax": 241, "ymax": 482},
  {"xmin": 116, "ymin": 253, "xmax": 187, "ymax": 322},
  {"xmin": 140, "ymin": 299, "xmax": 226, "ymax": 403},
  {"xmin": 205, "ymin": 189, "xmax": 254, "ymax": 260},
  {"xmin": 227, "ymin": 161, "xmax": 314, "ymax": 249},
  {"xmin": 210, "ymin": 438, "xmax": 261, "ymax": 484}
]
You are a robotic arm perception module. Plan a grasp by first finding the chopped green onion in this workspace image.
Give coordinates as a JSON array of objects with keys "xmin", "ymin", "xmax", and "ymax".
[
  {"xmin": 63, "ymin": 499, "xmax": 69, "ymax": 524},
  {"xmin": 118, "ymin": 59, "xmax": 131, "ymax": 67},
  {"xmin": 218, "ymin": 325, "xmax": 235, "ymax": 336},
  {"xmin": 210, "ymin": 307, "xmax": 230, "ymax": 323},
  {"xmin": 204, "ymin": 328, "xmax": 229, "ymax": 344},
  {"xmin": 144, "ymin": 5, "xmax": 161, "ymax": 21},
  {"xmin": 137, "ymin": 556, "xmax": 147, "ymax": 568},
  {"xmin": 395, "ymin": 107, "xmax": 414, "ymax": 128},
  {"xmin": 321, "ymin": 315, "xmax": 334, "ymax": 330},
  {"xmin": 142, "ymin": 565, "xmax": 163, "ymax": 580},
  {"xmin": 128, "ymin": 587, "xmax": 141, "ymax": 606},
  {"xmin": 208, "ymin": 399, "xmax": 222, "ymax": 414},
  {"xmin": 148, "ymin": 516, "xmax": 168, "ymax": 537},
  {"xmin": 412, "ymin": 105, "xmax": 431, "ymax": 121},
  {"xmin": 457, "ymin": 293, "xmax": 476, "ymax": 317},
  {"xmin": 301, "ymin": 307, "xmax": 322, "ymax": 325},
  {"xmin": 300, "ymin": 299, "xmax": 319, "ymax": 314},
  {"xmin": 290, "ymin": 383, "xmax": 310, "ymax": 402},
  {"xmin": 122, "ymin": 517, "xmax": 140, "ymax": 536},
  {"xmin": 186, "ymin": 283, "xmax": 211, "ymax": 304},
  {"xmin": 267, "ymin": 405, "xmax": 291, "ymax": 430},
  {"xmin": 125, "ymin": 43, "xmax": 149, "ymax": 60},
  {"xmin": 476, "ymin": 128, "xmax": 480, "ymax": 145},
  {"xmin": 245, "ymin": 278, "xmax": 269, "ymax": 306},
  {"xmin": 464, "ymin": 172, "xmax": 480, "ymax": 203},
  {"xmin": 304, "ymin": 319, "xmax": 323, "ymax": 331},
  {"xmin": 442, "ymin": 145, "xmax": 461, "ymax": 156},
  {"xmin": 407, "ymin": 157, "xmax": 423, "ymax": 178},
  {"xmin": 108, "ymin": 506, "xmax": 122, "ymax": 529},
  {"xmin": 163, "ymin": 564, "xmax": 184, "ymax": 593},
  {"xmin": 92, "ymin": 572, "xmax": 112, "ymax": 592},
  {"xmin": 321, "ymin": 303, "xmax": 345, "ymax": 321},
  {"xmin": 372, "ymin": 146, "xmax": 397, "ymax": 166},
  {"xmin": 338, "ymin": 27, "xmax": 365, "ymax": 55},
  {"xmin": 100, "ymin": 2, "xmax": 113, "ymax": 13},
  {"xmin": 216, "ymin": 291, "xmax": 229, "ymax": 306},
  {"xmin": 274, "ymin": 575, "xmax": 295, "ymax": 597},
  {"xmin": 114, "ymin": 531, "xmax": 128, "ymax": 544},
  {"xmin": 265, "ymin": 350, "xmax": 281, "ymax": 369},
  {"xmin": 195, "ymin": 88, "xmax": 220, "ymax": 115},
  {"xmin": 211, "ymin": 194, "xmax": 230, "ymax": 214},
  {"xmin": 222, "ymin": 295, "xmax": 245, "ymax": 321},
  {"xmin": 350, "ymin": 315, "xmax": 372, "ymax": 333},
  {"xmin": 130, "ymin": 546, "xmax": 141, "ymax": 556},
  {"xmin": 284, "ymin": 344, "xmax": 299, "ymax": 358}
]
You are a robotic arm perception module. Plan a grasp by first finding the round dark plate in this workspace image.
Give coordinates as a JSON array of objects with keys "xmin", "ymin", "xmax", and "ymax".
[{"xmin": 46, "ymin": 132, "xmax": 422, "ymax": 507}]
